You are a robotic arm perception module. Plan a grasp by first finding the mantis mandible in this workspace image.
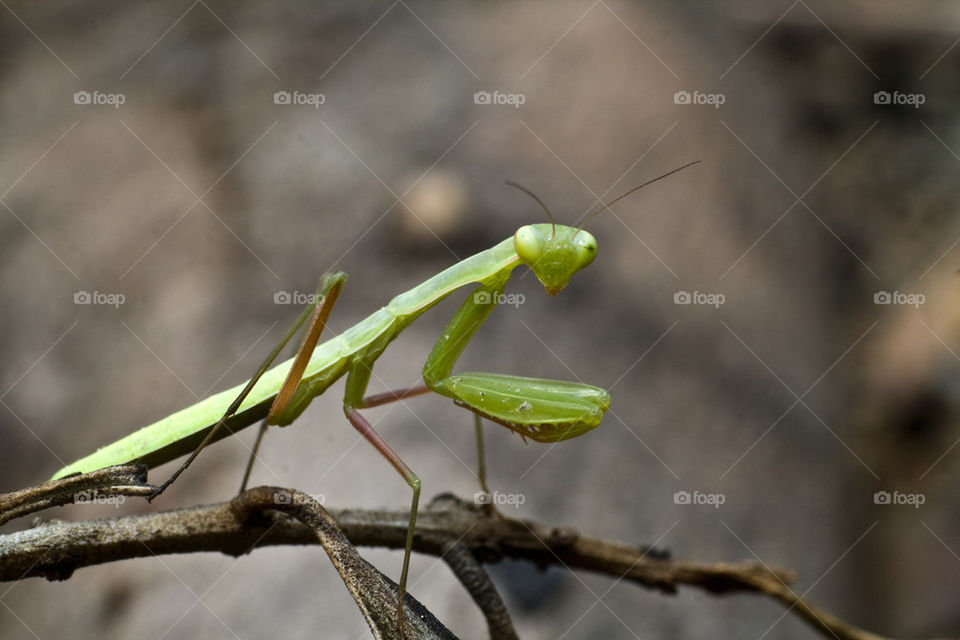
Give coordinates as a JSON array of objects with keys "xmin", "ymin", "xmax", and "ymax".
[{"xmin": 51, "ymin": 161, "xmax": 697, "ymax": 630}]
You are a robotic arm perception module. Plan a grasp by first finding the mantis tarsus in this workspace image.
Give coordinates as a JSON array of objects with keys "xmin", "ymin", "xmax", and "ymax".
[{"xmin": 52, "ymin": 160, "xmax": 697, "ymax": 631}]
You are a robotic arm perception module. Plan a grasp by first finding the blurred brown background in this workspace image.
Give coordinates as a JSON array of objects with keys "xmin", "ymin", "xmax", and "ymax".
[{"xmin": 2, "ymin": 2, "xmax": 960, "ymax": 638}]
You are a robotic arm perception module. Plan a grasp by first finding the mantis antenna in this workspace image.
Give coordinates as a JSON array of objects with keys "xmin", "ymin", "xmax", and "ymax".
[
  {"xmin": 505, "ymin": 180, "xmax": 556, "ymax": 238},
  {"xmin": 577, "ymin": 160, "xmax": 701, "ymax": 232}
]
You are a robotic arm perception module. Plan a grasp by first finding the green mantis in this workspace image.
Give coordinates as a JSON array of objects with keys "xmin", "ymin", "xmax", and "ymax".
[{"xmin": 51, "ymin": 161, "xmax": 696, "ymax": 631}]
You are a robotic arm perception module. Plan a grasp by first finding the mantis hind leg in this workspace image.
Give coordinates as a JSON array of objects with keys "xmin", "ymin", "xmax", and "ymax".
[
  {"xmin": 344, "ymin": 405, "xmax": 420, "ymax": 632},
  {"xmin": 242, "ymin": 276, "xmax": 421, "ymax": 630},
  {"xmin": 238, "ymin": 272, "xmax": 348, "ymax": 491},
  {"xmin": 474, "ymin": 413, "xmax": 490, "ymax": 496},
  {"xmin": 473, "ymin": 413, "xmax": 508, "ymax": 521},
  {"xmin": 341, "ymin": 359, "xmax": 421, "ymax": 633},
  {"xmin": 237, "ymin": 419, "xmax": 268, "ymax": 493},
  {"xmin": 147, "ymin": 273, "xmax": 346, "ymax": 500},
  {"xmin": 359, "ymin": 384, "xmax": 431, "ymax": 408}
]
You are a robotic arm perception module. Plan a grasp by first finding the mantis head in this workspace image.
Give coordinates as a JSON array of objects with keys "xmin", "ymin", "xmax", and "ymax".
[
  {"xmin": 514, "ymin": 224, "xmax": 597, "ymax": 295},
  {"xmin": 507, "ymin": 160, "xmax": 699, "ymax": 295}
]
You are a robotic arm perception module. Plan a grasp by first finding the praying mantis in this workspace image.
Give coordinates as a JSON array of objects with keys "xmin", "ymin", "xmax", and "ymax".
[{"xmin": 51, "ymin": 161, "xmax": 696, "ymax": 631}]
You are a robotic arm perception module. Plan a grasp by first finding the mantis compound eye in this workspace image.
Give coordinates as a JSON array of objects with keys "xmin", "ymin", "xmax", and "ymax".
[
  {"xmin": 514, "ymin": 225, "xmax": 544, "ymax": 266},
  {"xmin": 573, "ymin": 231, "xmax": 598, "ymax": 271}
]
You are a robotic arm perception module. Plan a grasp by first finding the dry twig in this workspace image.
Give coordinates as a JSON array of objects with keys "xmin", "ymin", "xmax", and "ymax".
[{"xmin": 0, "ymin": 474, "xmax": 919, "ymax": 640}]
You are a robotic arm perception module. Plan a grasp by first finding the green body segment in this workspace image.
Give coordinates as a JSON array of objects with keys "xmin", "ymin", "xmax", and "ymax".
[
  {"xmin": 53, "ymin": 237, "xmax": 518, "ymax": 479},
  {"xmin": 52, "ymin": 223, "xmax": 610, "ymax": 480}
]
